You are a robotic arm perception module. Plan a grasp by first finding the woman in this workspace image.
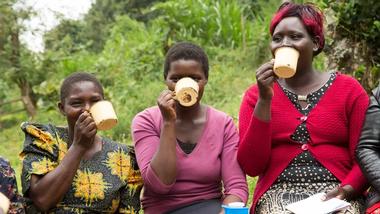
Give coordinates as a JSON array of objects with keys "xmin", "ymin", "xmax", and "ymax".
[
  {"xmin": 0, "ymin": 156, "xmax": 24, "ymax": 213},
  {"xmin": 356, "ymin": 84, "xmax": 380, "ymax": 213},
  {"xmin": 20, "ymin": 72, "xmax": 143, "ymax": 213},
  {"xmin": 237, "ymin": 2, "xmax": 369, "ymax": 213},
  {"xmin": 132, "ymin": 42, "xmax": 248, "ymax": 214}
]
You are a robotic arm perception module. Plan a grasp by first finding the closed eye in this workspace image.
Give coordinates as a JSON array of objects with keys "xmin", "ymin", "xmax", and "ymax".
[
  {"xmin": 290, "ymin": 33, "xmax": 303, "ymax": 40},
  {"xmin": 272, "ymin": 35, "xmax": 282, "ymax": 43},
  {"xmin": 70, "ymin": 102, "xmax": 83, "ymax": 107},
  {"xmin": 170, "ymin": 77, "xmax": 180, "ymax": 82}
]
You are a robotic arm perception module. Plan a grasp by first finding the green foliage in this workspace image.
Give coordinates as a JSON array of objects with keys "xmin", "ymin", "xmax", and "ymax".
[
  {"xmin": 320, "ymin": 0, "xmax": 380, "ymax": 90},
  {"xmin": 151, "ymin": 0, "xmax": 255, "ymax": 49}
]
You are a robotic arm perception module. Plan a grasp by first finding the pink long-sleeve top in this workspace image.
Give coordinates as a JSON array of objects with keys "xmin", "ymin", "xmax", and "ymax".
[
  {"xmin": 132, "ymin": 106, "xmax": 248, "ymax": 214},
  {"xmin": 237, "ymin": 73, "xmax": 369, "ymax": 213}
]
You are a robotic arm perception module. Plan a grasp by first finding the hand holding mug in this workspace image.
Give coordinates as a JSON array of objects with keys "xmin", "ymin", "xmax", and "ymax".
[
  {"xmin": 158, "ymin": 89, "xmax": 177, "ymax": 122},
  {"xmin": 256, "ymin": 60, "xmax": 276, "ymax": 101},
  {"xmin": 73, "ymin": 111, "xmax": 97, "ymax": 150}
]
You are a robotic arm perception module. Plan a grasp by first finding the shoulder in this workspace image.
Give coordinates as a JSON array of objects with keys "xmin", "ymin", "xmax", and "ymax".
[
  {"xmin": 325, "ymin": 72, "xmax": 368, "ymax": 104},
  {"xmin": 20, "ymin": 122, "xmax": 66, "ymax": 142},
  {"xmin": 206, "ymin": 106, "xmax": 236, "ymax": 129},
  {"xmin": 132, "ymin": 106, "xmax": 161, "ymax": 128},
  {"xmin": 334, "ymin": 72, "xmax": 366, "ymax": 92},
  {"xmin": 372, "ymin": 84, "xmax": 380, "ymax": 101},
  {"xmin": 243, "ymin": 84, "xmax": 259, "ymax": 98},
  {"xmin": 20, "ymin": 122, "xmax": 67, "ymax": 159},
  {"xmin": 207, "ymin": 106, "xmax": 232, "ymax": 120}
]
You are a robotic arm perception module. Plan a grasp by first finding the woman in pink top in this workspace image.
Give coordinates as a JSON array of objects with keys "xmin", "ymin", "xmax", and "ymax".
[{"xmin": 132, "ymin": 42, "xmax": 248, "ymax": 214}]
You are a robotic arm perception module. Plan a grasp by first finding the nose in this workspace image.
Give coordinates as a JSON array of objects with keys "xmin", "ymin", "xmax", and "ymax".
[
  {"xmin": 281, "ymin": 37, "xmax": 291, "ymax": 47},
  {"xmin": 84, "ymin": 103, "xmax": 91, "ymax": 112}
]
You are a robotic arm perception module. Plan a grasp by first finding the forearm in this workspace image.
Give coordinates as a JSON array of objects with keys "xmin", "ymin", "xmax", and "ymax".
[
  {"xmin": 150, "ymin": 121, "xmax": 177, "ymax": 185},
  {"xmin": 358, "ymin": 148, "xmax": 380, "ymax": 193},
  {"xmin": 29, "ymin": 145, "xmax": 84, "ymax": 211},
  {"xmin": 254, "ymin": 98, "xmax": 271, "ymax": 122},
  {"xmin": 357, "ymin": 95, "xmax": 380, "ymax": 192},
  {"xmin": 238, "ymin": 112, "xmax": 272, "ymax": 176}
]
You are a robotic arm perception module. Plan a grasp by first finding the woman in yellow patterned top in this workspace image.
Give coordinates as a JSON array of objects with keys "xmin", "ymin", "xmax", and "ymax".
[{"xmin": 20, "ymin": 72, "xmax": 143, "ymax": 213}]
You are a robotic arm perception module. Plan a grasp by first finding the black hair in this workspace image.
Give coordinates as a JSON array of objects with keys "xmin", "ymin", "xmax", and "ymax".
[
  {"xmin": 60, "ymin": 72, "xmax": 104, "ymax": 102},
  {"xmin": 164, "ymin": 42, "xmax": 209, "ymax": 79}
]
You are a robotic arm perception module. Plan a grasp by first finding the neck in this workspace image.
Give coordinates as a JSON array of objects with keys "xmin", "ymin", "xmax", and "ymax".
[
  {"xmin": 176, "ymin": 103, "xmax": 204, "ymax": 121},
  {"xmin": 284, "ymin": 65, "xmax": 318, "ymax": 89},
  {"xmin": 68, "ymin": 127, "xmax": 74, "ymax": 145}
]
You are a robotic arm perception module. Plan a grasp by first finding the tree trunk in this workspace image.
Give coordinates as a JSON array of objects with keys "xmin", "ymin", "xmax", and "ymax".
[
  {"xmin": 18, "ymin": 81, "xmax": 37, "ymax": 118},
  {"xmin": 10, "ymin": 17, "xmax": 37, "ymax": 118}
]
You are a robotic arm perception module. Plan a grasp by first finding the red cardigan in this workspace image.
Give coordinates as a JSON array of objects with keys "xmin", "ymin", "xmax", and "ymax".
[{"xmin": 237, "ymin": 73, "xmax": 369, "ymax": 213}]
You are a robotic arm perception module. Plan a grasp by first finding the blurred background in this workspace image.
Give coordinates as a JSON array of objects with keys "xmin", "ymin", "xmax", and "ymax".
[{"xmin": 0, "ymin": 0, "xmax": 379, "ymax": 205}]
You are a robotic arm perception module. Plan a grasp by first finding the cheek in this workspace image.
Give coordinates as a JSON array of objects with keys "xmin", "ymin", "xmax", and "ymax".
[
  {"xmin": 66, "ymin": 108, "xmax": 82, "ymax": 122},
  {"xmin": 270, "ymin": 42, "xmax": 277, "ymax": 57},
  {"xmin": 165, "ymin": 81, "xmax": 176, "ymax": 91}
]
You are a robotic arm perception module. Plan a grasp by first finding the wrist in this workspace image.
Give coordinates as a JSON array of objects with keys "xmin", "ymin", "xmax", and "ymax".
[
  {"xmin": 257, "ymin": 97, "xmax": 272, "ymax": 103},
  {"xmin": 69, "ymin": 143, "xmax": 87, "ymax": 155},
  {"xmin": 162, "ymin": 119, "xmax": 176, "ymax": 125}
]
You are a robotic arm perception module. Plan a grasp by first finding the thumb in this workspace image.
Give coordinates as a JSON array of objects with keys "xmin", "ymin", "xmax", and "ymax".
[{"xmin": 322, "ymin": 188, "xmax": 339, "ymax": 201}]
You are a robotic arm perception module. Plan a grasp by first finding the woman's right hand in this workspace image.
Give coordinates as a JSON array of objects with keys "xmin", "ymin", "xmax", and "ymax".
[
  {"xmin": 256, "ymin": 60, "xmax": 276, "ymax": 101},
  {"xmin": 157, "ymin": 89, "xmax": 176, "ymax": 122},
  {"xmin": 72, "ymin": 111, "xmax": 97, "ymax": 150}
]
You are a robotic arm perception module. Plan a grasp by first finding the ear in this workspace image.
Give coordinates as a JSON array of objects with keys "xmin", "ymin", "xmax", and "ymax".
[
  {"xmin": 58, "ymin": 102, "xmax": 66, "ymax": 116},
  {"xmin": 312, "ymin": 36, "xmax": 320, "ymax": 52}
]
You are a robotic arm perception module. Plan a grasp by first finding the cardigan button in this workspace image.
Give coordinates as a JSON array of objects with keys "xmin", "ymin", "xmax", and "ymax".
[
  {"xmin": 300, "ymin": 116, "xmax": 308, "ymax": 122},
  {"xmin": 301, "ymin": 144, "xmax": 308, "ymax": 151}
]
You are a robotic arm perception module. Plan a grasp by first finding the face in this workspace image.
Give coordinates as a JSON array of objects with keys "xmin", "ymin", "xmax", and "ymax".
[
  {"xmin": 58, "ymin": 81, "xmax": 103, "ymax": 129},
  {"xmin": 165, "ymin": 59, "xmax": 208, "ymax": 103},
  {"xmin": 270, "ymin": 17, "xmax": 319, "ymax": 68}
]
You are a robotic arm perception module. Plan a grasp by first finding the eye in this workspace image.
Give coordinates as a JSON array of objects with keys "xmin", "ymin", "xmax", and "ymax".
[
  {"xmin": 170, "ymin": 77, "xmax": 180, "ymax": 83},
  {"xmin": 290, "ymin": 33, "xmax": 302, "ymax": 40},
  {"xmin": 192, "ymin": 77, "xmax": 201, "ymax": 82},
  {"xmin": 91, "ymin": 98, "xmax": 102, "ymax": 104},
  {"xmin": 70, "ymin": 101, "xmax": 83, "ymax": 107},
  {"xmin": 272, "ymin": 35, "xmax": 282, "ymax": 43}
]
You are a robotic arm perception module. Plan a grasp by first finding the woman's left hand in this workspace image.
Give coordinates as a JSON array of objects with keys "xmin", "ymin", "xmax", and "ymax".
[{"xmin": 322, "ymin": 185, "xmax": 356, "ymax": 201}]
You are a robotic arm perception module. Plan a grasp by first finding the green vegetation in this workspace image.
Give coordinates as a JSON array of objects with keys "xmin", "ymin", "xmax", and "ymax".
[{"xmin": 0, "ymin": 0, "xmax": 378, "ymax": 207}]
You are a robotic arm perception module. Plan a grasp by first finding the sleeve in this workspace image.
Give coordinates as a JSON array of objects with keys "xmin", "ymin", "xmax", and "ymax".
[
  {"xmin": 0, "ymin": 157, "xmax": 25, "ymax": 214},
  {"xmin": 356, "ymin": 91, "xmax": 380, "ymax": 192},
  {"xmin": 131, "ymin": 110, "xmax": 175, "ymax": 194},
  {"xmin": 19, "ymin": 122, "xmax": 60, "ymax": 196},
  {"xmin": 237, "ymin": 86, "xmax": 272, "ymax": 177},
  {"xmin": 340, "ymin": 85, "xmax": 370, "ymax": 193},
  {"xmin": 118, "ymin": 147, "xmax": 143, "ymax": 213},
  {"xmin": 221, "ymin": 117, "xmax": 249, "ymax": 203}
]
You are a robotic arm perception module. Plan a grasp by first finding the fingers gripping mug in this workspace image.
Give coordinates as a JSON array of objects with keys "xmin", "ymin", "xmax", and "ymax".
[
  {"xmin": 90, "ymin": 100, "xmax": 118, "ymax": 131},
  {"xmin": 174, "ymin": 77, "xmax": 199, "ymax": 107},
  {"xmin": 273, "ymin": 47, "xmax": 300, "ymax": 78}
]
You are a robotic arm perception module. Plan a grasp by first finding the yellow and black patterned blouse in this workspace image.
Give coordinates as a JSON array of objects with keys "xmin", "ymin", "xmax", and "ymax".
[{"xmin": 20, "ymin": 122, "xmax": 143, "ymax": 213}]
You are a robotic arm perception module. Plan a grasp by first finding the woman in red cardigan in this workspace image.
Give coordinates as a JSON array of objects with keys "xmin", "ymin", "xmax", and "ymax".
[{"xmin": 237, "ymin": 2, "xmax": 369, "ymax": 213}]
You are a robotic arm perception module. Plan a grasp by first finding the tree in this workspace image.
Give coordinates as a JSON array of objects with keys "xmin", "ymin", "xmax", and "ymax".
[
  {"xmin": 322, "ymin": 0, "xmax": 380, "ymax": 91},
  {"xmin": 0, "ymin": 0, "xmax": 38, "ymax": 118},
  {"xmin": 43, "ymin": 0, "xmax": 164, "ymax": 54}
]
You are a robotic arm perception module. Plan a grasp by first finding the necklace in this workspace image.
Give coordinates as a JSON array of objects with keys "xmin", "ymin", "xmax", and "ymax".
[{"xmin": 297, "ymin": 95, "xmax": 308, "ymax": 101}]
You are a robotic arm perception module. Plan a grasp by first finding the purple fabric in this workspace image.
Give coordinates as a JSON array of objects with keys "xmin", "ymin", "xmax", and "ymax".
[{"xmin": 132, "ymin": 106, "xmax": 248, "ymax": 214}]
